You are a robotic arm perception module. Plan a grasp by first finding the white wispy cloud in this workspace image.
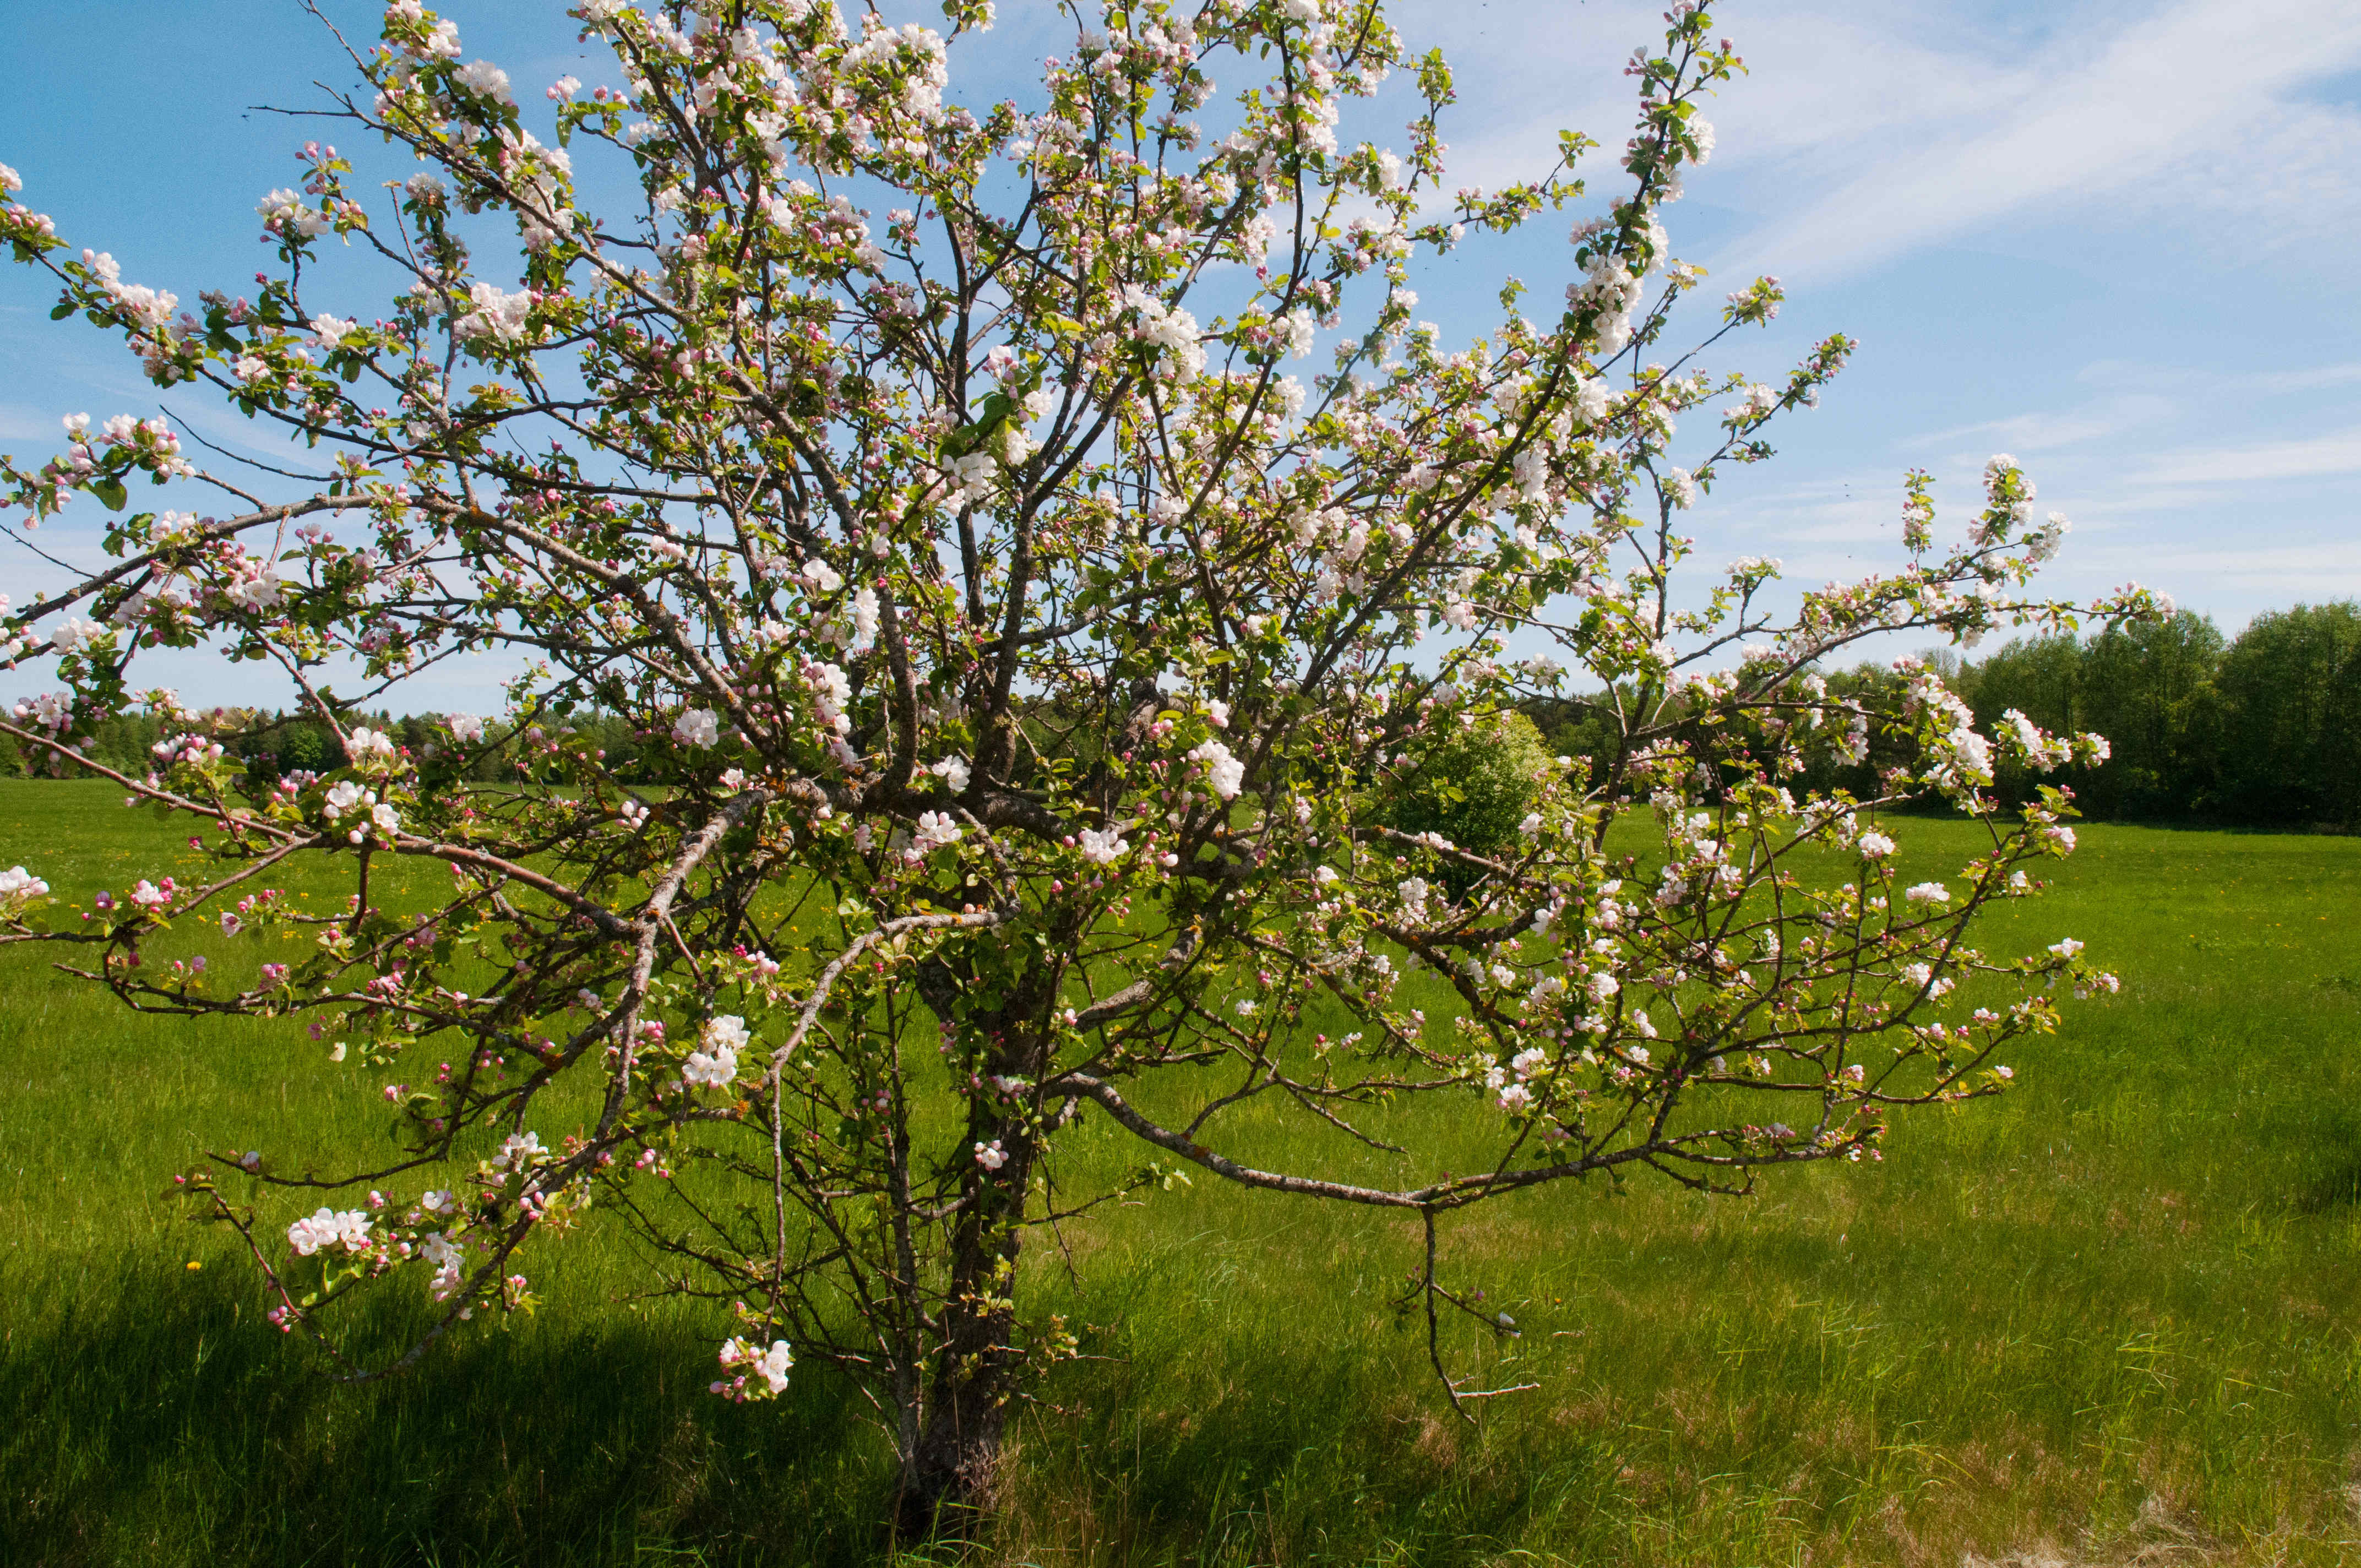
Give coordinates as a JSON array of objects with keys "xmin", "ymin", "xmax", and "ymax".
[
  {"xmin": 2240, "ymin": 362, "xmax": 2361, "ymax": 396},
  {"xmin": 2071, "ymin": 359, "xmax": 2361, "ymax": 406},
  {"xmin": 2079, "ymin": 540, "xmax": 2361, "ymax": 591},
  {"xmin": 2118, "ymin": 97, "xmax": 2361, "ymax": 263},
  {"xmin": 0, "ymin": 402, "xmax": 60, "ymax": 443},
  {"xmin": 2134, "ymin": 427, "xmax": 2361, "ymax": 485},
  {"xmin": 1713, "ymin": 0, "xmax": 2361, "ymax": 282},
  {"xmin": 1907, "ymin": 395, "xmax": 2176, "ymax": 456},
  {"xmin": 1383, "ymin": 0, "xmax": 2361, "ymax": 313},
  {"xmin": 1690, "ymin": 477, "xmax": 1898, "ymax": 560}
]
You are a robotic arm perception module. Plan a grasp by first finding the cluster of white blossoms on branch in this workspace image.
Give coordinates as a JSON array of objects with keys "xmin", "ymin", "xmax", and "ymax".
[
  {"xmin": 321, "ymin": 780, "xmax": 400, "ymax": 844},
  {"xmin": 287, "ymin": 1206, "xmax": 373, "ymax": 1256},
  {"xmin": 715, "ymin": 1336, "xmax": 794, "ymax": 1400},
  {"xmin": 0, "ymin": 865, "xmax": 50, "ymax": 917},
  {"xmin": 1188, "ymin": 739, "xmax": 1245, "ymax": 799},
  {"xmin": 1077, "ymin": 825, "xmax": 1129, "ymax": 864},
  {"xmin": 683, "ymin": 1015, "xmax": 747, "ymax": 1088}
]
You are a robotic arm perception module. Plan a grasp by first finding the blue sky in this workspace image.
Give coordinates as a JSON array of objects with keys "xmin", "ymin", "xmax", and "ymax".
[{"xmin": 3, "ymin": 0, "xmax": 2358, "ymax": 707}]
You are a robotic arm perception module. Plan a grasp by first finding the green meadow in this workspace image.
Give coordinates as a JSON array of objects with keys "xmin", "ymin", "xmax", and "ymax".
[{"xmin": 6, "ymin": 777, "xmax": 2361, "ymax": 1566}]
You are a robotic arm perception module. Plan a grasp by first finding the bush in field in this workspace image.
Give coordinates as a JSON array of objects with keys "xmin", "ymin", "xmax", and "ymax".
[
  {"xmin": 269, "ymin": 718, "xmax": 338, "ymax": 777},
  {"xmin": 0, "ymin": 0, "xmax": 2150, "ymax": 1526},
  {"xmin": 1388, "ymin": 709, "xmax": 1549, "ymax": 859}
]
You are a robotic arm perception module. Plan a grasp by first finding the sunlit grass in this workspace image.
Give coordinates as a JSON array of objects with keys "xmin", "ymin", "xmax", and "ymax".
[{"xmin": 5, "ymin": 780, "xmax": 2361, "ymax": 1565}]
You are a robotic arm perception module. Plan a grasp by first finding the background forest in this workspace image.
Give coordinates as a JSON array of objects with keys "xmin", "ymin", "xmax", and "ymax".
[
  {"xmin": 25, "ymin": 600, "xmax": 2329, "ymax": 829},
  {"xmin": 1526, "ymin": 600, "xmax": 2361, "ymax": 830}
]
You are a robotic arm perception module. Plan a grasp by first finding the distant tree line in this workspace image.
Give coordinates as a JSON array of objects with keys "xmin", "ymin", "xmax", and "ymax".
[
  {"xmin": 1954, "ymin": 602, "xmax": 2361, "ymax": 826},
  {"xmin": 10, "ymin": 601, "xmax": 2357, "ymax": 832},
  {"xmin": 1521, "ymin": 602, "xmax": 2361, "ymax": 829},
  {"xmin": 0, "ymin": 707, "xmax": 661, "ymax": 788}
]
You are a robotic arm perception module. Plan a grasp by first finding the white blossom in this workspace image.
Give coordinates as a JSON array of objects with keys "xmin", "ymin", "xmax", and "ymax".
[
  {"xmin": 287, "ymin": 1206, "xmax": 372, "ymax": 1256},
  {"xmin": 48, "ymin": 616, "xmax": 110, "ymax": 654},
  {"xmin": 1188, "ymin": 739, "xmax": 1244, "ymax": 799},
  {"xmin": 683, "ymin": 1015, "xmax": 743, "ymax": 1088},
  {"xmin": 455, "ymin": 59, "xmax": 513, "ymax": 102},
  {"xmin": 1078, "ymin": 825, "xmax": 1129, "ymax": 863},
  {"xmin": 719, "ymin": 1335, "xmax": 795, "ymax": 1394},
  {"xmin": 0, "ymin": 865, "xmax": 51, "ymax": 906},
  {"xmin": 494, "ymin": 1131, "xmax": 546, "ymax": 1171}
]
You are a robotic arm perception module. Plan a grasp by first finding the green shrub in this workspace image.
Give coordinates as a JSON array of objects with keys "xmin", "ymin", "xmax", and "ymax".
[{"xmin": 1387, "ymin": 709, "xmax": 1550, "ymax": 858}]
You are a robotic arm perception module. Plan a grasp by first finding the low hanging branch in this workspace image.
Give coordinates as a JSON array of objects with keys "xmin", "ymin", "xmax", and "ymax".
[{"xmin": 0, "ymin": 0, "xmax": 2146, "ymax": 1526}]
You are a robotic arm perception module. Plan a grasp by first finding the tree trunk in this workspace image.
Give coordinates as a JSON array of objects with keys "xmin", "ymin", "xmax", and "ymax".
[
  {"xmin": 897, "ymin": 965, "xmax": 1056, "ymax": 1535},
  {"xmin": 899, "ymin": 1176, "xmax": 1024, "ymax": 1534}
]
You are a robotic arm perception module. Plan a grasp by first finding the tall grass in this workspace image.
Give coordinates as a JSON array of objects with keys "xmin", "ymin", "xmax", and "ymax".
[{"xmin": 4, "ymin": 780, "xmax": 2360, "ymax": 1565}]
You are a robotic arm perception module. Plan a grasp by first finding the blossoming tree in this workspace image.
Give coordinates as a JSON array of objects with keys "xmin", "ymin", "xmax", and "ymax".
[{"xmin": 0, "ymin": 0, "xmax": 2145, "ymax": 1520}]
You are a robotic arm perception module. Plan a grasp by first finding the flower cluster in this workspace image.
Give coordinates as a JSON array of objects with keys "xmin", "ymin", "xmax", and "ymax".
[
  {"xmin": 683, "ymin": 1015, "xmax": 747, "ymax": 1088},
  {"xmin": 0, "ymin": 864, "xmax": 50, "ymax": 918},
  {"xmin": 287, "ymin": 1206, "xmax": 373, "ymax": 1256},
  {"xmin": 714, "ymin": 1336, "xmax": 794, "ymax": 1399}
]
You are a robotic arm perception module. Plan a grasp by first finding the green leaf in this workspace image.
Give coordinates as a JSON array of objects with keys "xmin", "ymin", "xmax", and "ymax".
[{"xmin": 91, "ymin": 477, "xmax": 128, "ymax": 511}]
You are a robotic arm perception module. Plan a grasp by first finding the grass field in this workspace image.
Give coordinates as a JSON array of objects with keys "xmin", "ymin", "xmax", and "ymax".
[{"xmin": 6, "ymin": 777, "xmax": 2361, "ymax": 1566}]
